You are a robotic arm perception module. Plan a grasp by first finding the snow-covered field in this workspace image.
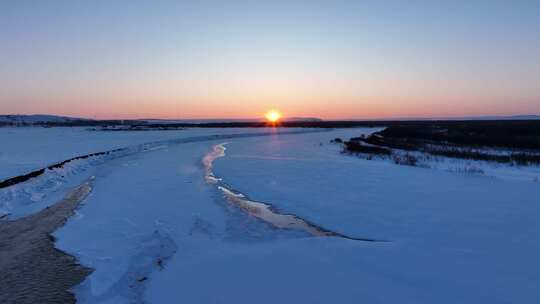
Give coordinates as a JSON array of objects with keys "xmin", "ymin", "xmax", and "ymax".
[
  {"xmin": 0, "ymin": 127, "xmax": 293, "ymax": 180},
  {"xmin": 0, "ymin": 127, "xmax": 311, "ymax": 218},
  {"xmin": 2, "ymin": 127, "xmax": 540, "ymax": 303},
  {"xmin": 210, "ymin": 130, "xmax": 540, "ymax": 303}
]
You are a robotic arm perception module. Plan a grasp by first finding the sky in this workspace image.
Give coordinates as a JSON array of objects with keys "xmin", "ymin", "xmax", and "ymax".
[{"xmin": 1, "ymin": 0, "xmax": 539, "ymax": 120}]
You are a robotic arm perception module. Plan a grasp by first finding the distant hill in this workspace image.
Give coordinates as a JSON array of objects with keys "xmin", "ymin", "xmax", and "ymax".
[
  {"xmin": 1, "ymin": 113, "xmax": 538, "ymax": 127},
  {"xmin": 0, "ymin": 114, "xmax": 93, "ymax": 124},
  {"xmin": 139, "ymin": 118, "xmax": 259, "ymax": 124},
  {"xmin": 283, "ymin": 117, "xmax": 323, "ymax": 122},
  {"xmin": 365, "ymin": 115, "xmax": 540, "ymax": 121},
  {"xmin": 138, "ymin": 117, "xmax": 323, "ymax": 124},
  {"xmin": 468, "ymin": 115, "xmax": 540, "ymax": 120}
]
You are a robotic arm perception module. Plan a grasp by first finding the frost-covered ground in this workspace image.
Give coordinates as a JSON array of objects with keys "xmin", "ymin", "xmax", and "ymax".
[
  {"xmin": 2, "ymin": 127, "xmax": 540, "ymax": 303},
  {"xmin": 360, "ymin": 147, "xmax": 540, "ymax": 183}
]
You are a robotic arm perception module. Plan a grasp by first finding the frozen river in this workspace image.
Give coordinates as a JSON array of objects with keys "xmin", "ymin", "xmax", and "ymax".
[{"xmin": 1, "ymin": 127, "xmax": 539, "ymax": 303}]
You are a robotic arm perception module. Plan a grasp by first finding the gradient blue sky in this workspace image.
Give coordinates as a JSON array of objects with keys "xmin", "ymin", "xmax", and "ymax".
[{"xmin": 1, "ymin": 0, "xmax": 539, "ymax": 119}]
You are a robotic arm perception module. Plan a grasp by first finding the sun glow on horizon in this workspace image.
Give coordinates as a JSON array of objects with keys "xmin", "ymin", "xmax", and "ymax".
[{"xmin": 265, "ymin": 109, "xmax": 282, "ymax": 123}]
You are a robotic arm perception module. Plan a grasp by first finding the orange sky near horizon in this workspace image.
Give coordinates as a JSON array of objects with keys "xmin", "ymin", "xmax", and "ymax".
[
  {"xmin": 2, "ymin": 1, "xmax": 539, "ymax": 120},
  {"xmin": 4, "ymin": 94, "xmax": 536, "ymax": 120}
]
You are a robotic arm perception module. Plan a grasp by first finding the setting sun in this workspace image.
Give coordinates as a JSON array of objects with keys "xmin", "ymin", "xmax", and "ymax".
[{"xmin": 265, "ymin": 109, "xmax": 282, "ymax": 123}]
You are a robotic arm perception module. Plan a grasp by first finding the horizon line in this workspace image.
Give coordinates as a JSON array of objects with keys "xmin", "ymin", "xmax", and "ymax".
[{"xmin": 2, "ymin": 113, "xmax": 540, "ymax": 122}]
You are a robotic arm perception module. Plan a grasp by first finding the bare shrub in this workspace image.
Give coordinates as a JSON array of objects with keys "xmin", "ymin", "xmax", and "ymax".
[
  {"xmin": 391, "ymin": 153, "xmax": 418, "ymax": 166},
  {"xmin": 453, "ymin": 165, "xmax": 485, "ymax": 175}
]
